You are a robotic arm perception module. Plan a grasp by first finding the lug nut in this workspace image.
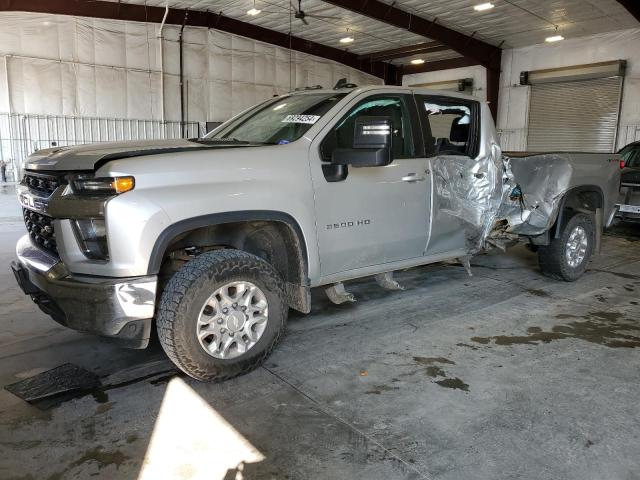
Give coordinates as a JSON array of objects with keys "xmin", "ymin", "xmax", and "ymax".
[
  {"xmin": 229, "ymin": 332, "xmax": 234, "ymax": 337},
  {"xmin": 222, "ymin": 307, "xmax": 228, "ymax": 314},
  {"xmin": 217, "ymin": 318, "xmax": 223, "ymax": 324},
  {"xmin": 220, "ymin": 328, "xmax": 226, "ymax": 334},
  {"xmin": 232, "ymin": 302, "xmax": 238, "ymax": 308},
  {"xmin": 241, "ymin": 306, "xmax": 247, "ymax": 312}
]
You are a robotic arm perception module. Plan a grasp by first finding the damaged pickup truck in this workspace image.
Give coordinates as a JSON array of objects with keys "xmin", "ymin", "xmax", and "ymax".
[{"xmin": 11, "ymin": 86, "xmax": 621, "ymax": 381}]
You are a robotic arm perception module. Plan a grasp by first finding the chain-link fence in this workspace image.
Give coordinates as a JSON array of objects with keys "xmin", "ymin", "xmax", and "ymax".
[{"xmin": 0, "ymin": 113, "xmax": 203, "ymax": 182}]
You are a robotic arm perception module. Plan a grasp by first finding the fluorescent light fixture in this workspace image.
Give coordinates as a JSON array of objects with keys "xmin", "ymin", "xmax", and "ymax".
[
  {"xmin": 545, "ymin": 34, "xmax": 564, "ymax": 43},
  {"xmin": 473, "ymin": 3, "xmax": 494, "ymax": 11},
  {"xmin": 339, "ymin": 36, "xmax": 354, "ymax": 44},
  {"xmin": 410, "ymin": 59, "xmax": 425, "ymax": 65},
  {"xmin": 247, "ymin": 8, "xmax": 261, "ymax": 15}
]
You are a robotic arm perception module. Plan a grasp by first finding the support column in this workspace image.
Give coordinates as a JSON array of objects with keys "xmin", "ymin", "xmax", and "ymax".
[{"xmin": 485, "ymin": 62, "xmax": 501, "ymax": 122}]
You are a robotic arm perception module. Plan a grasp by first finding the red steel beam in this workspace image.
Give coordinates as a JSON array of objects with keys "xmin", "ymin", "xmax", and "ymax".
[
  {"xmin": 485, "ymin": 51, "xmax": 501, "ymax": 121},
  {"xmin": 359, "ymin": 41, "xmax": 449, "ymax": 62},
  {"xmin": 0, "ymin": 0, "xmax": 399, "ymax": 83},
  {"xmin": 401, "ymin": 56, "xmax": 480, "ymax": 75},
  {"xmin": 322, "ymin": 0, "xmax": 502, "ymax": 71}
]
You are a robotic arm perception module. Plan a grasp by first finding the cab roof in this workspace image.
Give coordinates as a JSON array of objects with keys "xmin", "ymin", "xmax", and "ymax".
[{"xmin": 287, "ymin": 84, "xmax": 480, "ymax": 103}]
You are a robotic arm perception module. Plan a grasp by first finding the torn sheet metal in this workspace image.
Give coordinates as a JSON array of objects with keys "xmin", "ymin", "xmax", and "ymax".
[
  {"xmin": 497, "ymin": 154, "xmax": 573, "ymax": 235},
  {"xmin": 430, "ymin": 142, "xmax": 507, "ymax": 252},
  {"xmin": 431, "ymin": 147, "xmax": 574, "ymax": 253}
]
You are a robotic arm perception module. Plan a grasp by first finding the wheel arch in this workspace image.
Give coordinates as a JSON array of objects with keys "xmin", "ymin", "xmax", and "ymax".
[
  {"xmin": 553, "ymin": 185, "xmax": 604, "ymax": 239},
  {"xmin": 149, "ymin": 211, "xmax": 311, "ymax": 313}
]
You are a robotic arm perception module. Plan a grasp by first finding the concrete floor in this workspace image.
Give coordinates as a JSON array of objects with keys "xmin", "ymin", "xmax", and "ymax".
[{"xmin": 1, "ymin": 184, "xmax": 639, "ymax": 480}]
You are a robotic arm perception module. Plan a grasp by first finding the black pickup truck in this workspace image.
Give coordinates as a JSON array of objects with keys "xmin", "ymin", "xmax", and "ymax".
[{"xmin": 618, "ymin": 141, "xmax": 640, "ymax": 222}]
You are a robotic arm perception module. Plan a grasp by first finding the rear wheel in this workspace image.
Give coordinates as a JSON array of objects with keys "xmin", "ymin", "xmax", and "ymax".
[
  {"xmin": 157, "ymin": 250, "xmax": 287, "ymax": 381},
  {"xmin": 538, "ymin": 212, "xmax": 595, "ymax": 281}
]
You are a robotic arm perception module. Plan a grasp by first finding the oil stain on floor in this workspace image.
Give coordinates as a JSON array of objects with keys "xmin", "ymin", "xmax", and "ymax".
[
  {"xmin": 412, "ymin": 357, "xmax": 469, "ymax": 392},
  {"xmin": 46, "ymin": 446, "xmax": 130, "ymax": 480},
  {"xmin": 470, "ymin": 310, "xmax": 640, "ymax": 348}
]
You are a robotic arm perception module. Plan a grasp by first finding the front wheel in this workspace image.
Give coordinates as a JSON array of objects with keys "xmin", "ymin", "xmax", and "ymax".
[
  {"xmin": 538, "ymin": 212, "xmax": 595, "ymax": 281},
  {"xmin": 157, "ymin": 250, "xmax": 288, "ymax": 381}
]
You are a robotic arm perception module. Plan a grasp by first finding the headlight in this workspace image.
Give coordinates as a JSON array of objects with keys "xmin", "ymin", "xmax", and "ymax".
[
  {"xmin": 72, "ymin": 218, "xmax": 109, "ymax": 260},
  {"xmin": 69, "ymin": 174, "xmax": 135, "ymax": 195}
]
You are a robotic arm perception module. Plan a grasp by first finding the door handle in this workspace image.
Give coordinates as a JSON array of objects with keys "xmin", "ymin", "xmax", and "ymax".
[{"xmin": 402, "ymin": 173, "xmax": 425, "ymax": 183}]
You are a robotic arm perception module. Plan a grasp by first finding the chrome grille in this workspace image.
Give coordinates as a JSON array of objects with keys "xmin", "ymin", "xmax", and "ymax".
[{"xmin": 23, "ymin": 208, "xmax": 58, "ymax": 256}]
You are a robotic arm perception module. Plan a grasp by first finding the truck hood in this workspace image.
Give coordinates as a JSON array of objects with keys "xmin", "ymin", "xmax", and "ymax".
[{"xmin": 23, "ymin": 139, "xmax": 249, "ymax": 172}]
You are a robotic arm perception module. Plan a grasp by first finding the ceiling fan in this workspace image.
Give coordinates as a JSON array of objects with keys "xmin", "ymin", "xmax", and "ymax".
[{"xmin": 290, "ymin": 0, "xmax": 342, "ymax": 25}]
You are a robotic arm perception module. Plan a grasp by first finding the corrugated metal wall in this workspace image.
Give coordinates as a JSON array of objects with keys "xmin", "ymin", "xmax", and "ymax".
[
  {"xmin": 0, "ymin": 12, "xmax": 381, "ymax": 123},
  {"xmin": 526, "ymin": 77, "xmax": 623, "ymax": 153}
]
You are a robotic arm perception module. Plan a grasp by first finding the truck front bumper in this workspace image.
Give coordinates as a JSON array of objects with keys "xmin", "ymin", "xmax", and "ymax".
[{"xmin": 11, "ymin": 235, "xmax": 157, "ymax": 348}]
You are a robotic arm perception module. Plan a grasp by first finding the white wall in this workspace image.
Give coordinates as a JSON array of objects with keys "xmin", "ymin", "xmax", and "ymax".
[
  {"xmin": 0, "ymin": 11, "xmax": 382, "ymax": 123},
  {"xmin": 402, "ymin": 65, "xmax": 488, "ymax": 101},
  {"xmin": 498, "ymin": 28, "xmax": 640, "ymax": 151}
]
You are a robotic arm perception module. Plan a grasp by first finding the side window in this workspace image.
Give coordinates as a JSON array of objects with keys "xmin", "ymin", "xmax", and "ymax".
[
  {"xmin": 420, "ymin": 97, "xmax": 478, "ymax": 158},
  {"xmin": 321, "ymin": 95, "xmax": 416, "ymax": 161},
  {"xmin": 622, "ymin": 147, "xmax": 639, "ymax": 167}
]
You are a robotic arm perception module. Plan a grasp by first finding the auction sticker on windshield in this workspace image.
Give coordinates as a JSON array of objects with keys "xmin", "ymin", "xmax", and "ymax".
[{"xmin": 281, "ymin": 115, "xmax": 320, "ymax": 124}]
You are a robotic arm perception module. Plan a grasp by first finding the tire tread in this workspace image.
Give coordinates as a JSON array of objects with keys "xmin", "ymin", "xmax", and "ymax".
[
  {"xmin": 156, "ymin": 250, "xmax": 287, "ymax": 381},
  {"xmin": 538, "ymin": 212, "xmax": 595, "ymax": 282}
]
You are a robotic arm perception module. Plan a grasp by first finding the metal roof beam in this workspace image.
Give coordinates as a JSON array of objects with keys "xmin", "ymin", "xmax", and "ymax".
[
  {"xmin": 359, "ymin": 41, "xmax": 449, "ymax": 62},
  {"xmin": 401, "ymin": 56, "xmax": 479, "ymax": 75},
  {"xmin": 322, "ymin": 0, "xmax": 502, "ymax": 70}
]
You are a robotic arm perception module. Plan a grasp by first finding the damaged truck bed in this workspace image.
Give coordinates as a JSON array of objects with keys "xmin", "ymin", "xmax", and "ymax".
[{"xmin": 12, "ymin": 85, "xmax": 622, "ymax": 381}]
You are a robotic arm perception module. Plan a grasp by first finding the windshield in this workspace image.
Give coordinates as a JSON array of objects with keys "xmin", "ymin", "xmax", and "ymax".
[
  {"xmin": 620, "ymin": 144, "xmax": 640, "ymax": 168},
  {"xmin": 206, "ymin": 92, "xmax": 347, "ymax": 145}
]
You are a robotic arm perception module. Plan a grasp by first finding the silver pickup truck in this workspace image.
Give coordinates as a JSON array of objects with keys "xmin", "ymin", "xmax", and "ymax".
[{"xmin": 11, "ymin": 85, "xmax": 621, "ymax": 381}]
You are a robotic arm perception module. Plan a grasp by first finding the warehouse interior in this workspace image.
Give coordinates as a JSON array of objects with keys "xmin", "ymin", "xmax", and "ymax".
[{"xmin": 1, "ymin": 1, "xmax": 639, "ymax": 479}]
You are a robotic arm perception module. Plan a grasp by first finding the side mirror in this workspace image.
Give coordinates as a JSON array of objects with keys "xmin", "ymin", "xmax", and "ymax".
[{"xmin": 331, "ymin": 116, "xmax": 393, "ymax": 167}]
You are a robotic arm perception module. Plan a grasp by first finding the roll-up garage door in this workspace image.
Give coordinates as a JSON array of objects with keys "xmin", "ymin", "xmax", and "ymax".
[{"xmin": 527, "ymin": 76, "xmax": 622, "ymax": 152}]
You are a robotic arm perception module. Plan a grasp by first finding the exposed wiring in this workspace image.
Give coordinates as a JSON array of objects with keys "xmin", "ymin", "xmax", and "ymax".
[{"xmin": 501, "ymin": 0, "xmax": 559, "ymax": 29}]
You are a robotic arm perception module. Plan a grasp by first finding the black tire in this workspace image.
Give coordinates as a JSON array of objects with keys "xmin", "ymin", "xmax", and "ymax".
[
  {"xmin": 538, "ymin": 212, "xmax": 595, "ymax": 282},
  {"xmin": 156, "ymin": 250, "xmax": 287, "ymax": 381}
]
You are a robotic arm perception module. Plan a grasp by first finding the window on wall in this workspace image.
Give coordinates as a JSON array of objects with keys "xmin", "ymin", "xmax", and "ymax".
[
  {"xmin": 418, "ymin": 97, "xmax": 478, "ymax": 157},
  {"xmin": 321, "ymin": 95, "xmax": 416, "ymax": 161}
]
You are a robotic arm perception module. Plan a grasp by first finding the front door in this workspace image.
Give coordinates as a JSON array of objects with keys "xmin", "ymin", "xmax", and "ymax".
[{"xmin": 309, "ymin": 92, "xmax": 431, "ymax": 278}]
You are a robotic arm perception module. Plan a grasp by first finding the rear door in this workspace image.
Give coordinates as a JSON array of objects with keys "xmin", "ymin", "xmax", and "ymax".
[
  {"xmin": 309, "ymin": 91, "xmax": 432, "ymax": 278},
  {"xmin": 415, "ymin": 95, "xmax": 494, "ymax": 255}
]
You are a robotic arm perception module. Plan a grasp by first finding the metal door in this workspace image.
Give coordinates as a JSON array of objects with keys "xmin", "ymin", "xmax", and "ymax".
[{"xmin": 309, "ymin": 92, "xmax": 431, "ymax": 277}]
